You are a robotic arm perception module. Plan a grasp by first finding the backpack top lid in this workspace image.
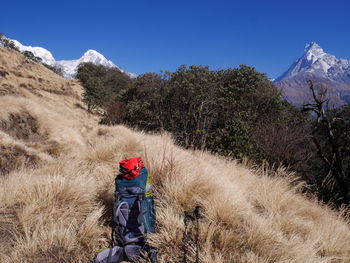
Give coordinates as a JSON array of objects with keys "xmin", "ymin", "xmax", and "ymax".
[{"xmin": 119, "ymin": 157, "xmax": 144, "ymax": 179}]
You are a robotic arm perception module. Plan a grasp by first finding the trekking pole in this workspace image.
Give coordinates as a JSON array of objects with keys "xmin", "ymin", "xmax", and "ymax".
[
  {"xmin": 182, "ymin": 211, "xmax": 194, "ymax": 263},
  {"xmin": 194, "ymin": 206, "xmax": 202, "ymax": 263},
  {"xmin": 106, "ymin": 223, "xmax": 115, "ymax": 263},
  {"xmin": 182, "ymin": 211, "xmax": 189, "ymax": 263},
  {"xmin": 107, "ymin": 183, "xmax": 117, "ymax": 263}
]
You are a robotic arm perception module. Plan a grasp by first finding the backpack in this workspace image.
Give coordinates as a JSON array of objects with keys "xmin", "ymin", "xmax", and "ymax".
[{"xmin": 93, "ymin": 157, "xmax": 157, "ymax": 263}]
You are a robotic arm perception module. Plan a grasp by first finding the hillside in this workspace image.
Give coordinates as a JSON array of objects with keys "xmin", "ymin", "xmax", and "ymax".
[
  {"xmin": 3, "ymin": 36, "xmax": 136, "ymax": 79},
  {"xmin": 0, "ymin": 47, "xmax": 350, "ymax": 262}
]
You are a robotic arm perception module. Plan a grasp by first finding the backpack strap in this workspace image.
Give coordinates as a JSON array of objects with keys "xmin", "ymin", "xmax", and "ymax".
[
  {"xmin": 115, "ymin": 201, "xmax": 129, "ymax": 228},
  {"xmin": 114, "ymin": 193, "xmax": 146, "ymax": 246}
]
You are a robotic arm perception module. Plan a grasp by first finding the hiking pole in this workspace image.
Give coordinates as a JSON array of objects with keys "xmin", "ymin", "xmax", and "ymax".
[
  {"xmin": 194, "ymin": 206, "xmax": 202, "ymax": 263},
  {"xmin": 182, "ymin": 211, "xmax": 194, "ymax": 263},
  {"xmin": 106, "ymin": 225, "xmax": 116, "ymax": 263},
  {"xmin": 107, "ymin": 190, "xmax": 117, "ymax": 263}
]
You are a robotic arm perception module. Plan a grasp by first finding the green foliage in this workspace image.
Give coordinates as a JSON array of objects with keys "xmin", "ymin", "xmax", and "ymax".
[
  {"xmin": 103, "ymin": 64, "xmax": 311, "ymax": 164},
  {"xmin": 208, "ymin": 119, "xmax": 259, "ymax": 159},
  {"xmin": 112, "ymin": 73, "xmax": 165, "ymax": 129},
  {"xmin": 76, "ymin": 62, "xmax": 131, "ymax": 112},
  {"xmin": 161, "ymin": 65, "xmax": 219, "ymax": 149},
  {"xmin": 82, "ymin": 78, "xmax": 105, "ymax": 111}
]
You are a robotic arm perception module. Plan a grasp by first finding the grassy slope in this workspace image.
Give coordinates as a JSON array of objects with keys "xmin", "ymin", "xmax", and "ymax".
[{"xmin": 0, "ymin": 48, "xmax": 349, "ymax": 263}]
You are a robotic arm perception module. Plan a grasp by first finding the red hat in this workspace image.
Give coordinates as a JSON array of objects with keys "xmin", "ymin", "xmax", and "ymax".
[{"xmin": 119, "ymin": 157, "xmax": 144, "ymax": 179}]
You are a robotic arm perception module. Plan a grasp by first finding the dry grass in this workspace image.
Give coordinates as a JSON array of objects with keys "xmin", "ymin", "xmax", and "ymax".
[{"xmin": 0, "ymin": 47, "xmax": 350, "ymax": 262}]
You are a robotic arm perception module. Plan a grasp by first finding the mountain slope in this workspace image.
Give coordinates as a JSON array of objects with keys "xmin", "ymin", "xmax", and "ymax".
[
  {"xmin": 7, "ymin": 37, "xmax": 136, "ymax": 79},
  {"xmin": 0, "ymin": 47, "xmax": 350, "ymax": 262},
  {"xmin": 275, "ymin": 43, "xmax": 350, "ymax": 106},
  {"xmin": 12, "ymin": 39, "xmax": 56, "ymax": 65}
]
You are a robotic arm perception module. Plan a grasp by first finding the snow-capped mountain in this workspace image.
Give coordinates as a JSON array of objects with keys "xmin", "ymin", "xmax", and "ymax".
[
  {"xmin": 276, "ymin": 42, "xmax": 350, "ymax": 82},
  {"xmin": 275, "ymin": 42, "xmax": 350, "ymax": 106},
  {"xmin": 55, "ymin": 49, "xmax": 121, "ymax": 79},
  {"xmin": 11, "ymin": 39, "xmax": 56, "ymax": 65},
  {"xmin": 1, "ymin": 37, "xmax": 136, "ymax": 79}
]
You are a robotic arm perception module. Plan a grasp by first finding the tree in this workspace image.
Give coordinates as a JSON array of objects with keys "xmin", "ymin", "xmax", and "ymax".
[
  {"xmin": 206, "ymin": 65, "xmax": 283, "ymax": 160},
  {"xmin": 102, "ymin": 72, "xmax": 166, "ymax": 128},
  {"xmin": 163, "ymin": 65, "xmax": 218, "ymax": 149},
  {"xmin": 303, "ymin": 80, "xmax": 350, "ymax": 204},
  {"xmin": 108, "ymin": 64, "xmax": 306, "ymax": 162},
  {"xmin": 82, "ymin": 78, "xmax": 105, "ymax": 112},
  {"xmin": 76, "ymin": 62, "xmax": 131, "ymax": 112},
  {"xmin": 76, "ymin": 63, "xmax": 106, "ymax": 84}
]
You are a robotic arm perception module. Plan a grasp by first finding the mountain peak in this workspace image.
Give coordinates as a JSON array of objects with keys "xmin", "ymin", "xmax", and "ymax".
[
  {"xmin": 303, "ymin": 42, "xmax": 325, "ymax": 61},
  {"xmin": 275, "ymin": 42, "xmax": 341, "ymax": 82},
  {"xmin": 78, "ymin": 49, "xmax": 117, "ymax": 72},
  {"xmin": 274, "ymin": 42, "xmax": 350, "ymax": 106},
  {"xmin": 82, "ymin": 49, "xmax": 103, "ymax": 58},
  {"xmin": 304, "ymin": 42, "xmax": 323, "ymax": 53}
]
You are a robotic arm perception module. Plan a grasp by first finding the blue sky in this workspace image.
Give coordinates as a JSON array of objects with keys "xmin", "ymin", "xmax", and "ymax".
[{"xmin": 1, "ymin": 0, "xmax": 350, "ymax": 78}]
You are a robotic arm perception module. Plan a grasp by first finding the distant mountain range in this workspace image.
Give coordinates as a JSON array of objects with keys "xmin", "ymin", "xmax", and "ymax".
[
  {"xmin": 3, "ymin": 38, "xmax": 136, "ymax": 79},
  {"xmin": 2, "ymin": 37, "xmax": 349, "ymax": 107},
  {"xmin": 274, "ymin": 42, "xmax": 350, "ymax": 107}
]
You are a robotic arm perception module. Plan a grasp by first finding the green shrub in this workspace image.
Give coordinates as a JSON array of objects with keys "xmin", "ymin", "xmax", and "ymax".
[
  {"xmin": 76, "ymin": 62, "xmax": 131, "ymax": 112},
  {"xmin": 43, "ymin": 64, "xmax": 64, "ymax": 77}
]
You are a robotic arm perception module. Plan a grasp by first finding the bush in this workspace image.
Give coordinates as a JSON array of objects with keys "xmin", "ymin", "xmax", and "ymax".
[
  {"xmin": 43, "ymin": 64, "xmax": 64, "ymax": 77},
  {"xmin": 104, "ymin": 65, "xmax": 312, "ymax": 164},
  {"xmin": 76, "ymin": 62, "xmax": 131, "ymax": 112},
  {"xmin": 22, "ymin": 50, "xmax": 42, "ymax": 63}
]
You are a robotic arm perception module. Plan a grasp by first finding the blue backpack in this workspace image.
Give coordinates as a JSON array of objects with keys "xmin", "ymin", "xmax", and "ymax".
[{"xmin": 93, "ymin": 157, "xmax": 156, "ymax": 263}]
